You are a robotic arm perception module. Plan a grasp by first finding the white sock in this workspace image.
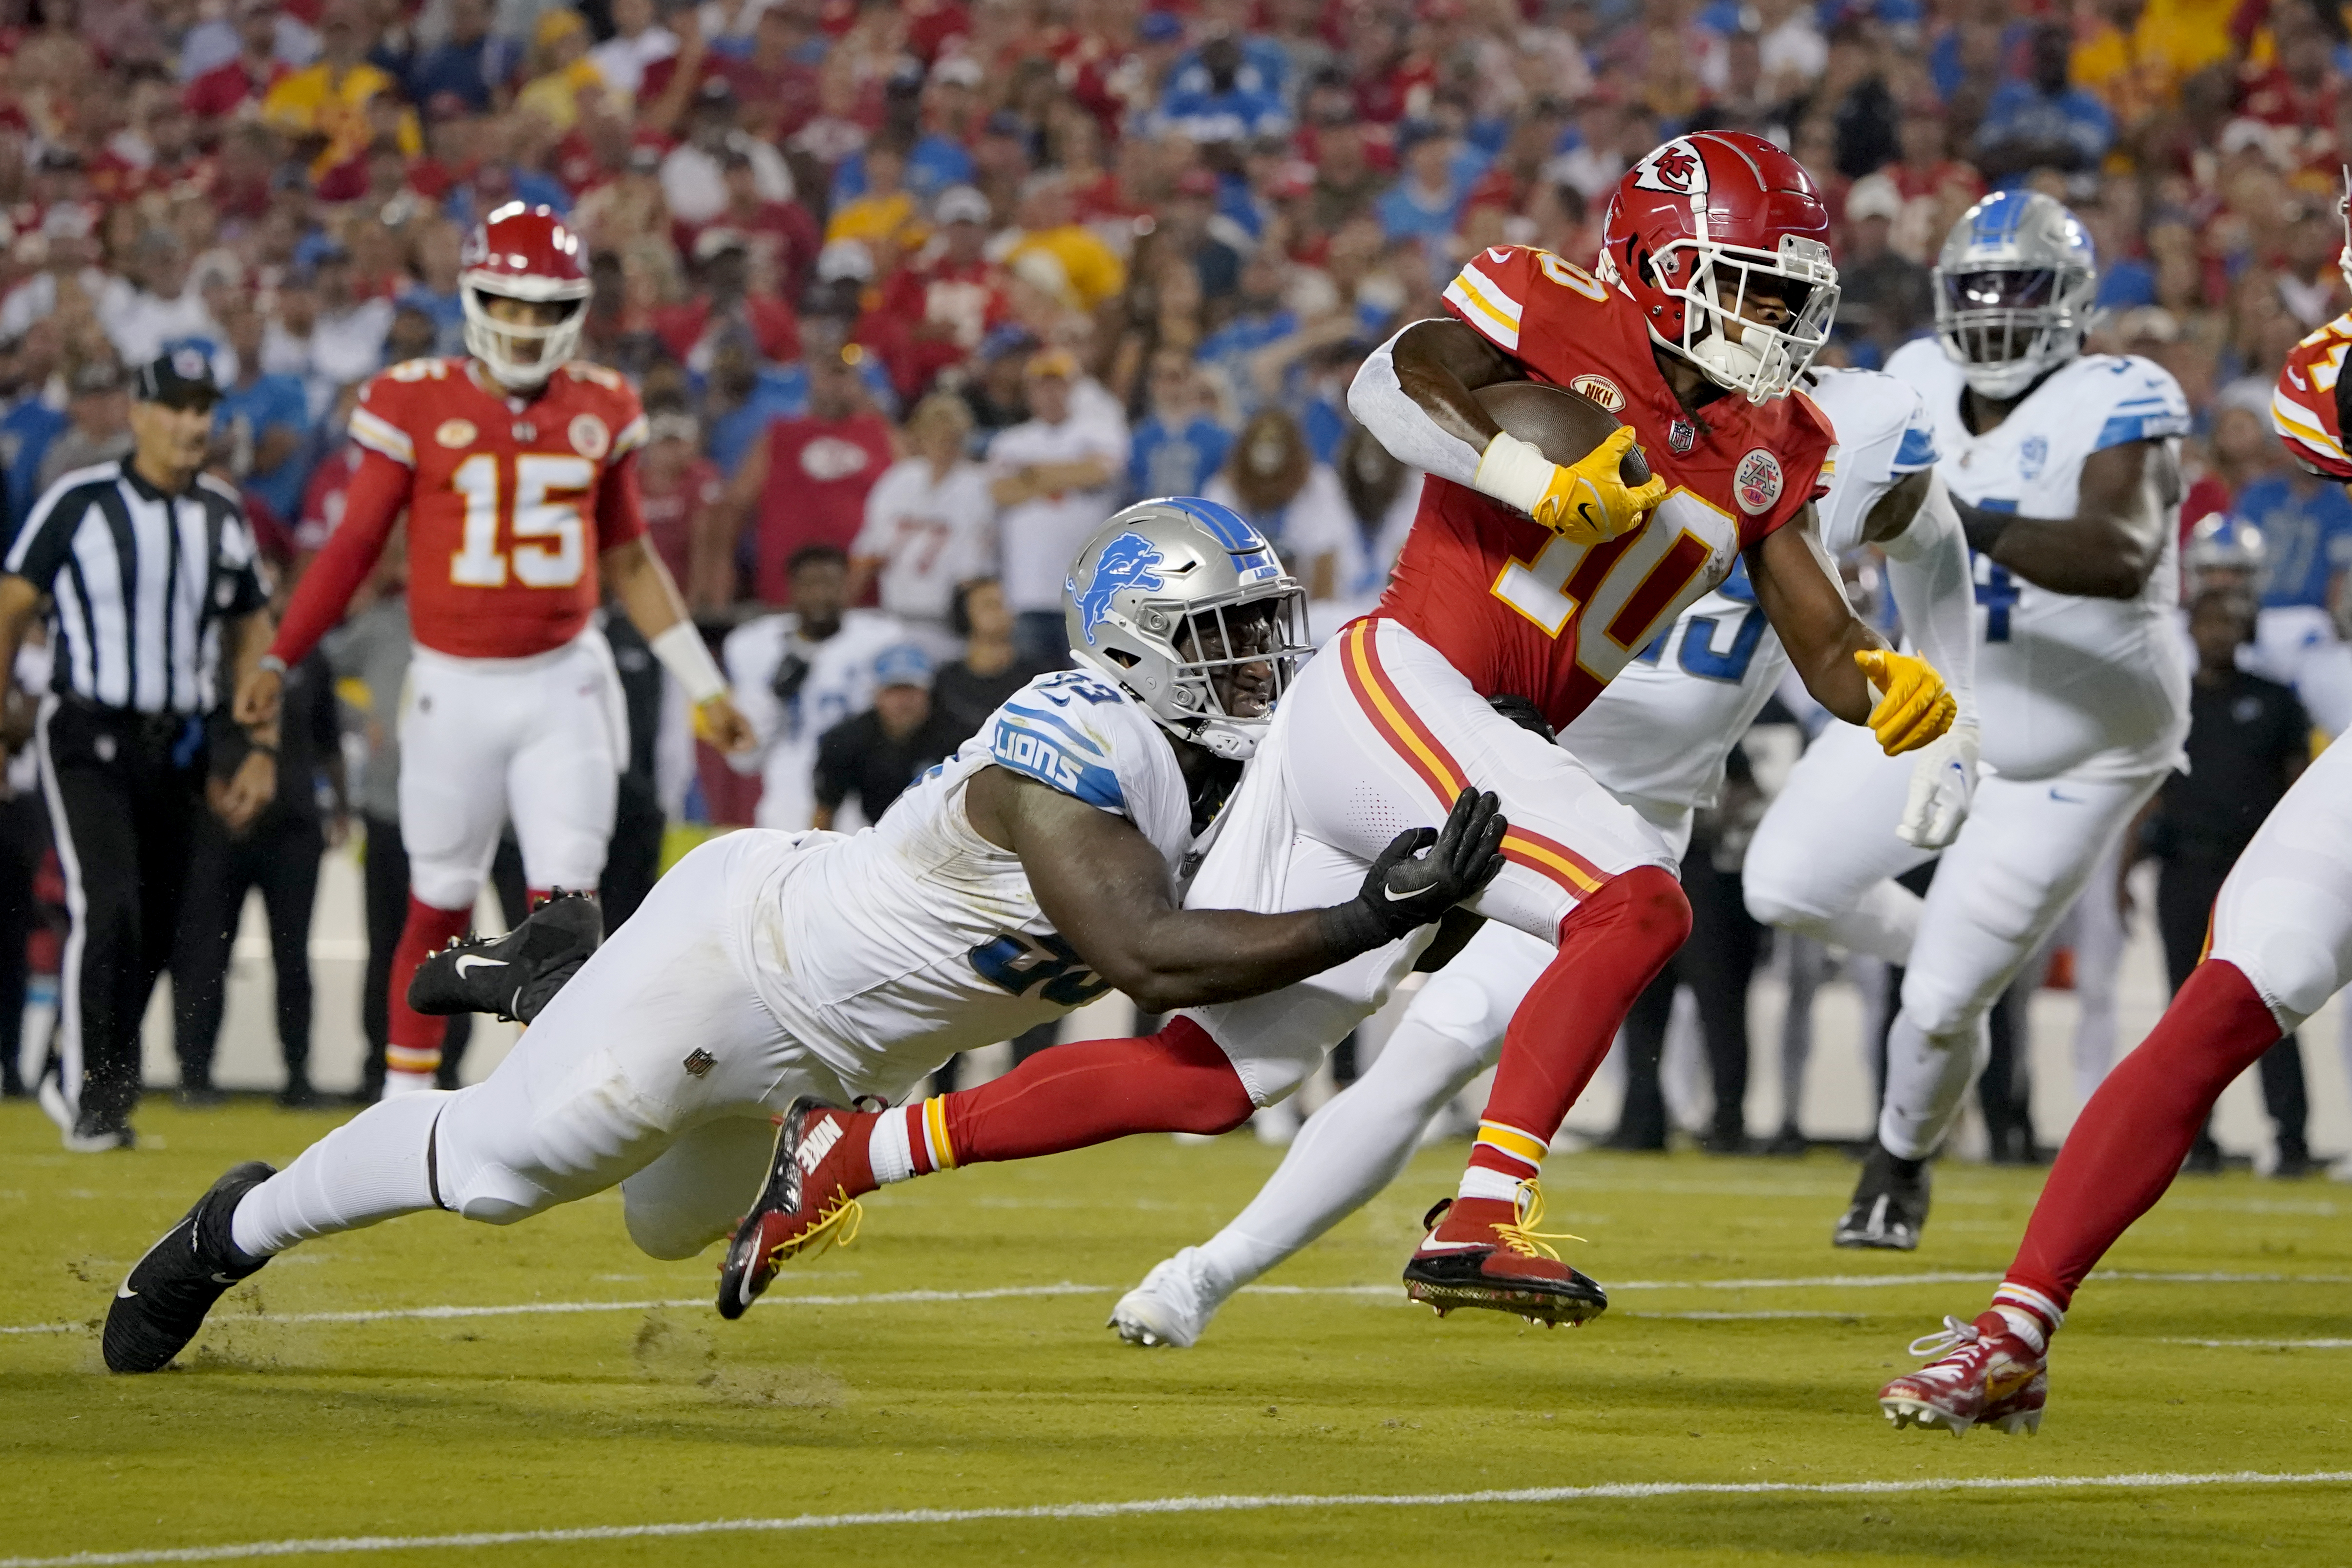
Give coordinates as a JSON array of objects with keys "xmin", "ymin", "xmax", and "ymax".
[
  {"xmin": 867, "ymin": 1106, "xmax": 916, "ymax": 1185},
  {"xmin": 231, "ymin": 1089, "xmax": 451, "ymax": 1257},
  {"xmin": 383, "ymin": 1069, "xmax": 439, "ymax": 1099},
  {"xmin": 1197, "ymin": 1018, "xmax": 1490, "ymax": 1296},
  {"xmin": 1991, "ymin": 1283, "xmax": 2065, "ymax": 1353},
  {"xmin": 1877, "ymin": 1010, "xmax": 1989, "ymax": 1161}
]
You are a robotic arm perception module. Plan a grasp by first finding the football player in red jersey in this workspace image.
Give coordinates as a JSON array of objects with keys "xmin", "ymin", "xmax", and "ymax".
[
  {"xmin": 698, "ymin": 133, "xmax": 1962, "ymax": 1328},
  {"xmin": 235, "ymin": 203, "xmax": 753, "ymax": 1098}
]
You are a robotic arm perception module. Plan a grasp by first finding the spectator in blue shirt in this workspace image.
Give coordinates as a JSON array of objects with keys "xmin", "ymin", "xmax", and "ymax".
[
  {"xmin": 1196, "ymin": 250, "xmax": 1299, "ymax": 417},
  {"xmin": 831, "ymin": 61, "xmax": 980, "ymax": 208},
  {"xmin": 405, "ymin": 0, "xmax": 505, "ymax": 115},
  {"xmin": 1127, "ymin": 350, "xmax": 1233, "ymax": 502},
  {"xmin": 214, "ymin": 297, "xmax": 313, "ymax": 526},
  {"xmin": 2232, "ymin": 470, "xmax": 2352, "ymax": 612},
  {"xmin": 1165, "ymin": 9, "xmax": 1291, "ymax": 105},
  {"xmin": 0, "ymin": 319, "xmax": 70, "ymax": 536},
  {"xmin": 1376, "ymin": 123, "xmax": 1471, "ymax": 274},
  {"xmin": 1973, "ymin": 23, "xmax": 2113, "ymax": 182},
  {"xmin": 1158, "ymin": 31, "xmax": 1291, "ymax": 143},
  {"xmin": 396, "ymin": 217, "xmax": 468, "ymax": 357}
]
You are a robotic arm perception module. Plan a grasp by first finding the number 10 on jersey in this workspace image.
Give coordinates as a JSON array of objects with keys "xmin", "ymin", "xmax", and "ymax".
[{"xmin": 449, "ymin": 453, "xmax": 594, "ymax": 589}]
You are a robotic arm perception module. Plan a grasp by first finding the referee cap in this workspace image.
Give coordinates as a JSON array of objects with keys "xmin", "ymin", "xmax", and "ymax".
[{"xmin": 134, "ymin": 347, "xmax": 222, "ymax": 409}]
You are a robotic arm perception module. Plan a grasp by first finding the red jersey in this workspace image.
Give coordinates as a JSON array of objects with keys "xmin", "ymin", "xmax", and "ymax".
[
  {"xmin": 273, "ymin": 357, "xmax": 649, "ymax": 664},
  {"xmin": 753, "ymin": 411, "xmax": 894, "ymax": 603},
  {"xmin": 640, "ymin": 456, "xmax": 722, "ymax": 588},
  {"xmin": 2273, "ymin": 311, "xmax": 2352, "ymax": 480},
  {"xmin": 1380, "ymin": 243, "xmax": 1834, "ymax": 730}
]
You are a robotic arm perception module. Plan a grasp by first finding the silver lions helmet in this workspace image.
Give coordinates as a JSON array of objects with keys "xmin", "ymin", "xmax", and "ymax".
[
  {"xmin": 1063, "ymin": 497, "xmax": 1311, "ymax": 761},
  {"xmin": 1933, "ymin": 190, "xmax": 2097, "ymax": 400}
]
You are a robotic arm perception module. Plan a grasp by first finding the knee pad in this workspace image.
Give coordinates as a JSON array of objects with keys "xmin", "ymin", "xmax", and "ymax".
[{"xmin": 446, "ymin": 1163, "xmax": 563, "ymax": 1226}]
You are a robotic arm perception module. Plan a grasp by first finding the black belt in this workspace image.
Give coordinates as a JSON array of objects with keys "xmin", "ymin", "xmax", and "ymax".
[{"xmin": 56, "ymin": 696, "xmax": 207, "ymax": 766}]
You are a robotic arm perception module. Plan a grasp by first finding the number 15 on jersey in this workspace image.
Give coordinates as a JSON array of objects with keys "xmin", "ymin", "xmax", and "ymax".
[{"xmin": 449, "ymin": 453, "xmax": 593, "ymax": 589}]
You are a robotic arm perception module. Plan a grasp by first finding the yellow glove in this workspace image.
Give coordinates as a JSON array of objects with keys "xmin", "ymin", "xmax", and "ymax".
[
  {"xmin": 1475, "ymin": 426, "xmax": 1669, "ymax": 545},
  {"xmin": 1855, "ymin": 648, "xmax": 1956, "ymax": 757}
]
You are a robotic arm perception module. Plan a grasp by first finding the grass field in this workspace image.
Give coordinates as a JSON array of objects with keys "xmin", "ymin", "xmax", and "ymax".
[{"xmin": 3, "ymin": 1098, "xmax": 2349, "ymax": 1567}]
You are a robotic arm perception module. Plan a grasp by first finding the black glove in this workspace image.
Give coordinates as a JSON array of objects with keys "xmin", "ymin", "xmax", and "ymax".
[
  {"xmin": 1325, "ymin": 788, "xmax": 1508, "ymax": 952},
  {"xmin": 769, "ymin": 650, "xmax": 812, "ymax": 705}
]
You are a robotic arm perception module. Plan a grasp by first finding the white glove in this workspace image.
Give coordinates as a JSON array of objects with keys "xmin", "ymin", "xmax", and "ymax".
[{"xmin": 1897, "ymin": 723, "xmax": 1978, "ymax": 850}]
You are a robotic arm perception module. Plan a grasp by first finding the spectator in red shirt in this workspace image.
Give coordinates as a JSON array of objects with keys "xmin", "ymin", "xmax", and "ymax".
[
  {"xmin": 871, "ymin": 184, "xmax": 1009, "ymax": 399},
  {"xmin": 637, "ymin": 407, "xmax": 730, "ymax": 607},
  {"xmin": 185, "ymin": 0, "xmax": 292, "ymax": 128},
  {"xmin": 653, "ymin": 231, "xmax": 802, "ymax": 371},
  {"xmin": 701, "ymin": 148, "xmax": 823, "ymax": 305},
  {"xmin": 723, "ymin": 338, "xmax": 900, "ymax": 605}
]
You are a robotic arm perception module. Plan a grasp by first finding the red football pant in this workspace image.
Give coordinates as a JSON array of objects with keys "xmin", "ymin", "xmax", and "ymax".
[
  {"xmin": 938, "ymin": 1017, "xmax": 1256, "ymax": 1164},
  {"xmin": 1469, "ymin": 866, "xmax": 1692, "ymax": 1182},
  {"xmin": 385, "ymin": 895, "xmax": 471, "ymax": 1075},
  {"xmin": 2005, "ymin": 959, "xmax": 2282, "ymax": 1310}
]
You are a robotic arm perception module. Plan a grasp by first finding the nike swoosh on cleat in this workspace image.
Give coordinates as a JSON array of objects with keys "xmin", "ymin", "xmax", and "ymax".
[
  {"xmin": 116, "ymin": 1281, "xmax": 137, "ymax": 1299},
  {"xmin": 453, "ymin": 954, "xmax": 509, "ymax": 976},
  {"xmin": 209, "ymin": 1272, "xmax": 241, "ymax": 1285}
]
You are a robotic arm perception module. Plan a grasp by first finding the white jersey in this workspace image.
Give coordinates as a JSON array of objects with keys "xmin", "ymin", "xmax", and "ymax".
[
  {"xmin": 1561, "ymin": 367, "xmax": 1939, "ymax": 808},
  {"xmin": 724, "ymin": 609, "xmax": 909, "ymax": 830},
  {"xmin": 743, "ymin": 668, "xmax": 1193, "ymax": 1100},
  {"xmin": 1887, "ymin": 339, "xmax": 2190, "ymax": 782}
]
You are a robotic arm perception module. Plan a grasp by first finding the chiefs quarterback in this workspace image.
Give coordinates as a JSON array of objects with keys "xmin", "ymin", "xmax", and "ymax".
[{"xmin": 236, "ymin": 203, "xmax": 753, "ymax": 1098}]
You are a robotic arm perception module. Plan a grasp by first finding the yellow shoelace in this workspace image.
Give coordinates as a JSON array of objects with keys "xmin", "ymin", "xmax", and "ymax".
[
  {"xmin": 1492, "ymin": 1180, "xmax": 1585, "ymax": 1261},
  {"xmin": 764, "ymin": 1187, "xmax": 863, "ymax": 1267}
]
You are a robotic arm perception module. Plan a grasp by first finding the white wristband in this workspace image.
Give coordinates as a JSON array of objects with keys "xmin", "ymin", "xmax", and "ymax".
[
  {"xmin": 1471, "ymin": 430, "xmax": 1558, "ymax": 516},
  {"xmin": 649, "ymin": 620, "xmax": 727, "ymax": 705}
]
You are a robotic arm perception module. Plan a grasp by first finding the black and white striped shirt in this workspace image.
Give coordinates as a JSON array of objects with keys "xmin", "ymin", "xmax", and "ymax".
[{"xmin": 5, "ymin": 460, "xmax": 269, "ymax": 715}]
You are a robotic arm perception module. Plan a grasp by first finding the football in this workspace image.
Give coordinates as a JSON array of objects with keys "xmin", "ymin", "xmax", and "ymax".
[{"xmin": 1473, "ymin": 379, "xmax": 1653, "ymax": 487}]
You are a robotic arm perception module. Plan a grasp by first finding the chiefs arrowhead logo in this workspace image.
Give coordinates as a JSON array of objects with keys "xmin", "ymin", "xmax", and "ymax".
[{"xmin": 1633, "ymin": 138, "xmax": 1708, "ymax": 197}]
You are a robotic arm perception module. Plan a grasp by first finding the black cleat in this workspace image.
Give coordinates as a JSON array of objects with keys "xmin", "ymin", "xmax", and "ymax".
[
  {"xmin": 406, "ymin": 890, "xmax": 603, "ymax": 1023},
  {"xmin": 103, "ymin": 1162, "xmax": 276, "ymax": 1373},
  {"xmin": 1834, "ymin": 1143, "xmax": 1931, "ymax": 1250}
]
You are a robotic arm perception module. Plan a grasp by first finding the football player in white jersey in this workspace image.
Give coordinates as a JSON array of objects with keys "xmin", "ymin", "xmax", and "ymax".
[
  {"xmin": 1107, "ymin": 366, "xmax": 1983, "ymax": 1347},
  {"xmin": 1743, "ymin": 190, "xmax": 2192, "ymax": 1251},
  {"xmin": 101, "ymin": 501, "xmax": 1510, "ymax": 1373}
]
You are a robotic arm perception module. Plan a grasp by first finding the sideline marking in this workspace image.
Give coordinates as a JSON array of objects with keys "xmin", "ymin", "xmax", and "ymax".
[
  {"xmin": 3, "ymin": 1470, "xmax": 2347, "ymax": 1567},
  {"xmin": 2164, "ymin": 1337, "xmax": 2352, "ymax": 1350},
  {"xmin": 10, "ymin": 1271, "xmax": 2349, "ymax": 1337}
]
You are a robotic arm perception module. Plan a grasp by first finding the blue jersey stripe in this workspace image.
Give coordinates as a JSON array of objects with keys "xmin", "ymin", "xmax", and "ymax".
[
  {"xmin": 1893, "ymin": 424, "xmax": 1940, "ymax": 470},
  {"xmin": 2094, "ymin": 412, "xmax": 2191, "ymax": 450},
  {"xmin": 1000, "ymin": 702, "xmax": 1115, "ymax": 762},
  {"xmin": 989, "ymin": 720, "xmax": 1126, "ymax": 810}
]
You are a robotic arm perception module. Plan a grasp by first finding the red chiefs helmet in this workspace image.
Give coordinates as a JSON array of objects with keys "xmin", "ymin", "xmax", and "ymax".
[
  {"xmin": 1598, "ymin": 132, "xmax": 1840, "ymax": 403},
  {"xmin": 459, "ymin": 203, "xmax": 591, "ymax": 389}
]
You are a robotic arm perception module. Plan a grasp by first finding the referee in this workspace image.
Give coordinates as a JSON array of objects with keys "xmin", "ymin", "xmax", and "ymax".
[{"xmin": 0, "ymin": 350, "xmax": 277, "ymax": 1151}]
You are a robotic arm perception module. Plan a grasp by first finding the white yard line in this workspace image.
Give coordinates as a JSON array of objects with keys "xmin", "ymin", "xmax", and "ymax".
[
  {"xmin": 9, "ymin": 1269, "xmax": 2349, "ymax": 1338},
  {"xmin": 3, "ymin": 1470, "xmax": 2347, "ymax": 1568},
  {"xmin": 2163, "ymin": 1337, "xmax": 2352, "ymax": 1349}
]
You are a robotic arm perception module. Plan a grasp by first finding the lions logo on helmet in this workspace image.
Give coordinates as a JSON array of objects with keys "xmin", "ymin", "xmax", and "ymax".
[
  {"xmin": 1070, "ymin": 531, "xmax": 1168, "ymax": 646},
  {"xmin": 1062, "ymin": 499, "xmax": 1311, "ymax": 761}
]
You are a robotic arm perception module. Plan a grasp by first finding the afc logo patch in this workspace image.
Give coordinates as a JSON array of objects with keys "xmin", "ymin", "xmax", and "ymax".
[
  {"xmin": 2018, "ymin": 435, "xmax": 2048, "ymax": 481},
  {"xmin": 569, "ymin": 413, "xmax": 610, "ymax": 461},
  {"xmin": 1568, "ymin": 374, "xmax": 1625, "ymax": 412},
  {"xmin": 436, "ymin": 419, "xmax": 476, "ymax": 448},
  {"xmin": 1733, "ymin": 448, "xmax": 1783, "ymax": 515},
  {"xmin": 1632, "ymin": 138, "xmax": 1708, "ymax": 196}
]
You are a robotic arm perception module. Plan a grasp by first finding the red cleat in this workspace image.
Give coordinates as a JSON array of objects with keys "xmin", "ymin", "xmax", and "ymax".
[
  {"xmin": 1402, "ymin": 1181, "xmax": 1607, "ymax": 1326},
  {"xmin": 1879, "ymin": 1312, "xmax": 2048, "ymax": 1436},
  {"xmin": 716, "ymin": 1101, "xmax": 877, "ymax": 1320}
]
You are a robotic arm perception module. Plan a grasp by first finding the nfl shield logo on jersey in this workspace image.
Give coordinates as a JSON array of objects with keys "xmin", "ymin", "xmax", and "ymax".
[
  {"xmin": 1632, "ymin": 138, "xmax": 1708, "ymax": 196},
  {"xmin": 1668, "ymin": 419, "xmax": 1697, "ymax": 455},
  {"xmin": 1069, "ymin": 530, "xmax": 1165, "ymax": 646},
  {"xmin": 2018, "ymin": 435, "xmax": 2048, "ymax": 481},
  {"xmin": 1734, "ymin": 448, "xmax": 1783, "ymax": 514}
]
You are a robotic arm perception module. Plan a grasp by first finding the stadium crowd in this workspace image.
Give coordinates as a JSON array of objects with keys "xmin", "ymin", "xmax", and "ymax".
[{"xmin": 0, "ymin": 0, "xmax": 2346, "ymax": 1154}]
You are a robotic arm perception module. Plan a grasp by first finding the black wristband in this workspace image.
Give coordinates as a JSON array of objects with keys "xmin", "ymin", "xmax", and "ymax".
[
  {"xmin": 1320, "ymin": 898, "xmax": 1393, "ymax": 958},
  {"xmin": 1952, "ymin": 498, "xmax": 2012, "ymax": 557}
]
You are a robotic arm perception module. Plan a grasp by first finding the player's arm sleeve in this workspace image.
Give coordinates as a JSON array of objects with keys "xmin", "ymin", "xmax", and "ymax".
[
  {"xmin": 1347, "ymin": 321, "xmax": 1484, "ymax": 487},
  {"xmin": 2272, "ymin": 372, "xmax": 2352, "ymax": 480},
  {"xmin": 266, "ymin": 448, "xmax": 409, "ymax": 665},
  {"xmin": 4, "ymin": 478, "xmax": 86, "ymax": 591},
  {"xmin": 594, "ymin": 447, "xmax": 649, "ymax": 549},
  {"xmin": 986, "ymin": 683, "xmax": 1133, "ymax": 818},
  {"xmin": 1877, "ymin": 472, "xmax": 1978, "ymax": 728}
]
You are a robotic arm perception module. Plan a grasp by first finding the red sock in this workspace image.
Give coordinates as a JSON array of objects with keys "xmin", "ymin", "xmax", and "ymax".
[
  {"xmin": 385, "ymin": 895, "xmax": 473, "ymax": 1077},
  {"xmin": 2003, "ymin": 959, "xmax": 2280, "ymax": 1314},
  {"xmin": 1464, "ymin": 866, "xmax": 1689, "ymax": 1197},
  {"xmin": 902, "ymin": 1017, "xmax": 1255, "ymax": 1169}
]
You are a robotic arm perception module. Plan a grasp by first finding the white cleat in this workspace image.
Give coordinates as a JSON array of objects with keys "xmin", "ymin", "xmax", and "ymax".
[{"xmin": 1109, "ymin": 1248, "xmax": 1220, "ymax": 1349}]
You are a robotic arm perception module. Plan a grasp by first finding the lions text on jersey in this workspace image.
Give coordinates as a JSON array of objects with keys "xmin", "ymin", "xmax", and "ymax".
[
  {"xmin": 1887, "ymin": 338, "xmax": 2190, "ymax": 782},
  {"xmin": 740, "ymin": 668, "xmax": 1192, "ymax": 1103},
  {"xmin": 1563, "ymin": 367, "xmax": 1941, "ymax": 811}
]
